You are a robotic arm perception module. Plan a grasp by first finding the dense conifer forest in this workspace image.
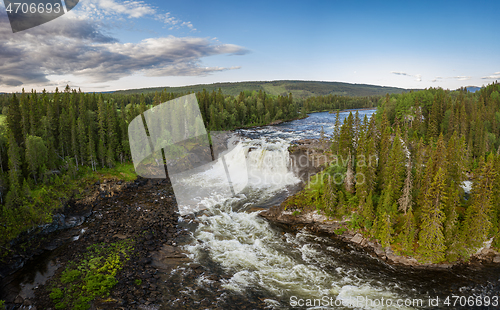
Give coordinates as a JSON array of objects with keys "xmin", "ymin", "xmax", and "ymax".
[
  {"xmin": 286, "ymin": 82, "xmax": 500, "ymax": 263},
  {"xmin": 0, "ymin": 86, "xmax": 308, "ymax": 246},
  {"xmin": 7, "ymin": 81, "xmax": 499, "ymax": 264}
]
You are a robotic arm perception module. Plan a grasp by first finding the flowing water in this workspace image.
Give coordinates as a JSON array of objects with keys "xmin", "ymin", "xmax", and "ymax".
[
  {"xmin": 4, "ymin": 110, "xmax": 499, "ymax": 309},
  {"xmin": 164, "ymin": 110, "xmax": 500, "ymax": 309}
]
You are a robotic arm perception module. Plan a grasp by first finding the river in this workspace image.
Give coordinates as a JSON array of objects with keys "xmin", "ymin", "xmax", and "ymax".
[
  {"xmin": 4, "ymin": 110, "xmax": 500, "ymax": 309},
  {"xmin": 161, "ymin": 110, "xmax": 500, "ymax": 309}
]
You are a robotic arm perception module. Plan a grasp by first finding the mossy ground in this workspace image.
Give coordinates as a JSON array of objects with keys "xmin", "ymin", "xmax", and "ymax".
[
  {"xmin": 0, "ymin": 162, "xmax": 137, "ymax": 255},
  {"xmin": 48, "ymin": 239, "xmax": 135, "ymax": 310}
]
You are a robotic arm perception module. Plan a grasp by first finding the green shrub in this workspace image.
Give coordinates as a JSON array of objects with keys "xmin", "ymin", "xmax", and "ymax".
[
  {"xmin": 48, "ymin": 239, "xmax": 134, "ymax": 310},
  {"xmin": 61, "ymin": 269, "xmax": 81, "ymax": 284},
  {"xmin": 50, "ymin": 288, "xmax": 64, "ymax": 300}
]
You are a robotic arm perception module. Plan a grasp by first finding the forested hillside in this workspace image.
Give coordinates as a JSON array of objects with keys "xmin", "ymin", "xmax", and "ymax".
[
  {"xmin": 0, "ymin": 86, "xmax": 308, "ymax": 246},
  {"xmin": 114, "ymin": 80, "xmax": 412, "ymax": 100},
  {"xmin": 287, "ymin": 82, "xmax": 500, "ymax": 263}
]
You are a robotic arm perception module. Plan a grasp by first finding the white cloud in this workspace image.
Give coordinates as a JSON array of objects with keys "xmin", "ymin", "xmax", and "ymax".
[
  {"xmin": 482, "ymin": 73, "xmax": 500, "ymax": 79},
  {"xmin": 156, "ymin": 12, "xmax": 196, "ymax": 31},
  {"xmin": 431, "ymin": 75, "xmax": 473, "ymax": 82},
  {"xmin": 453, "ymin": 76, "xmax": 471, "ymax": 81},
  {"xmin": 0, "ymin": 13, "xmax": 247, "ymax": 86},
  {"xmin": 391, "ymin": 71, "xmax": 422, "ymax": 82},
  {"xmin": 74, "ymin": 0, "xmax": 196, "ymax": 31},
  {"xmin": 390, "ymin": 71, "xmax": 409, "ymax": 76},
  {"xmin": 77, "ymin": 0, "xmax": 156, "ymax": 19}
]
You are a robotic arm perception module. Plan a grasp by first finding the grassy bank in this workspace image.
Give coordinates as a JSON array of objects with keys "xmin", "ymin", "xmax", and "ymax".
[{"xmin": 0, "ymin": 163, "xmax": 137, "ymax": 251}]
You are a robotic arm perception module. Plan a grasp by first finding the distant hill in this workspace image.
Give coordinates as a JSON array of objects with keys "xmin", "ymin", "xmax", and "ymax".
[
  {"xmin": 463, "ymin": 86, "xmax": 482, "ymax": 93},
  {"xmin": 114, "ymin": 80, "xmax": 415, "ymax": 99}
]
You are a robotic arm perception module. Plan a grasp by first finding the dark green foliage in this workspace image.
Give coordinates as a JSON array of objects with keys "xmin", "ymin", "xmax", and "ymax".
[
  {"xmin": 6, "ymin": 131, "xmax": 22, "ymax": 208},
  {"xmin": 302, "ymin": 82, "xmax": 500, "ymax": 263},
  {"xmin": 25, "ymin": 135, "xmax": 48, "ymax": 184},
  {"xmin": 397, "ymin": 210, "xmax": 416, "ymax": 255},
  {"xmin": 417, "ymin": 167, "xmax": 447, "ymax": 263},
  {"xmin": 462, "ymin": 154, "xmax": 496, "ymax": 255},
  {"xmin": 114, "ymin": 80, "xmax": 411, "ymax": 99},
  {"xmin": 377, "ymin": 212, "xmax": 394, "ymax": 248},
  {"xmin": 49, "ymin": 239, "xmax": 134, "ymax": 310}
]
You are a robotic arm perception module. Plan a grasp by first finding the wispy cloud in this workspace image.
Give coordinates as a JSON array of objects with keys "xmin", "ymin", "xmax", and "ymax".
[
  {"xmin": 156, "ymin": 13, "xmax": 196, "ymax": 31},
  {"xmin": 95, "ymin": 0, "xmax": 156, "ymax": 18},
  {"xmin": 431, "ymin": 75, "xmax": 472, "ymax": 82},
  {"xmin": 431, "ymin": 76, "xmax": 443, "ymax": 82},
  {"xmin": 391, "ymin": 71, "xmax": 422, "ymax": 82},
  {"xmin": 453, "ymin": 76, "xmax": 471, "ymax": 81},
  {"xmin": 390, "ymin": 71, "xmax": 409, "ymax": 76},
  {"xmin": 482, "ymin": 71, "xmax": 500, "ymax": 79},
  {"xmin": 76, "ymin": 0, "xmax": 196, "ymax": 31}
]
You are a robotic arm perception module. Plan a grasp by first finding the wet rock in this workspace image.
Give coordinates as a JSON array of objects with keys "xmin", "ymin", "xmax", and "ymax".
[
  {"xmin": 350, "ymin": 233, "xmax": 363, "ymax": 244},
  {"xmin": 14, "ymin": 295, "xmax": 24, "ymax": 304},
  {"xmin": 113, "ymin": 233, "xmax": 128, "ymax": 240},
  {"xmin": 373, "ymin": 244, "xmax": 385, "ymax": 257}
]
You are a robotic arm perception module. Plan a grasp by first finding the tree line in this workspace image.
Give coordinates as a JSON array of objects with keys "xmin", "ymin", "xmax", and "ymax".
[
  {"xmin": 287, "ymin": 82, "xmax": 500, "ymax": 263},
  {"xmin": 302, "ymin": 94, "xmax": 381, "ymax": 113}
]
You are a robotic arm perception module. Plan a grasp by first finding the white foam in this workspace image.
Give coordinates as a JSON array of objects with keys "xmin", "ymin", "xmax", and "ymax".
[{"xmin": 181, "ymin": 135, "xmax": 414, "ymax": 309}]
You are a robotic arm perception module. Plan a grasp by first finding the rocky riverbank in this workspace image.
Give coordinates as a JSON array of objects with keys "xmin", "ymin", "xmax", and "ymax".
[
  {"xmin": 261, "ymin": 138, "xmax": 500, "ymax": 270},
  {"xmin": 1, "ymin": 173, "xmax": 271, "ymax": 310},
  {"xmin": 260, "ymin": 201, "xmax": 500, "ymax": 270},
  {"xmin": 1, "ymin": 177, "xmax": 186, "ymax": 310}
]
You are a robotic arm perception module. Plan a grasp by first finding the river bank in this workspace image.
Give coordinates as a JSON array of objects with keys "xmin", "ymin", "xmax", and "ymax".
[
  {"xmin": 260, "ymin": 139, "xmax": 500, "ymax": 270},
  {"xmin": 1, "ymin": 173, "xmax": 271, "ymax": 310},
  {"xmin": 260, "ymin": 204, "xmax": 500, "ymax": 269},
  {"xmin": 0, "ymin": 177, "xmax": 185, "ymax": 310}
]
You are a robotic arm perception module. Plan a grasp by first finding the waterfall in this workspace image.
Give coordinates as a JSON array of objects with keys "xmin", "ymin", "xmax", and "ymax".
[{"xmin": 177, "ymin": 136, "xmax": 416, "ymax": 309}]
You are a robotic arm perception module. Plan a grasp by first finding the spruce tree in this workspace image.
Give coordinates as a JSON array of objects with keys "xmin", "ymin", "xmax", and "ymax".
[
  {"xmin": 462, "ymin": 154, "xmax": 496, "ymax": 254},
  {"xmin": 443, "ymin": 187, "xmax": 461, "ymax": 261},
  {"xmin": 97, "ymin": 96, "xmax": 107, "ymax": 167},
  {"xmin": 377, "ymin": 125, "xmax": 391, "ymax": 190},
  {"xmin": 331, "ymin": 110, "xmax": 341, "ymax": 155},
  {"xmin": 398, "ymin": 159, "xmax": 413, "ymax": 214},
  {"xmin": 6, "ymin": 131, "xmax": 22, "ymax": 208},
  {"xmin": 338, "ymin": 112, "xmax": 354, "ymax": 161},
  {"xmin": 106, "ymin": 102, "xmax": 118, "ymax": 167},
  {"xmin": 7, "ymin": 94, "xmax": 23, "ymax": 146},
  {"xmin": 362, "ymin": 191, "xmax": 375, "ymax": 229},
  {"xmin": 386, "ymin": 127, "xmax": 406, "ymax": 193},
  {"xmin": 344, "ymin": 151, "xmax": 355, "ymax": 194},
  {"xmin": 418, "ymin": 167, "xmax": 447, "ymax": 263},
  {"xmin": 77, "ymin": 117, "xmax": 87, "ymax": 166},
  {"xmin": 399, "ymin": 209, "xmax": 416, "ymax": 255},
  {"xmin": 20, "ymin": 89, "xmax": 30, "ymax": 140},
  {"xmin": 25, "ymin": 135, "xmax": 48, "ymax": 184},
  {"xmin": 323, "ymin": 176, "xmax": 337, "ymax": 217},
  {"xmin": 88, "ymin": 125, "xmax": 97, "ymax": 171},
  {"xmin": 377, "ymin": 212, "xmax": 394, "ymax": 248}
]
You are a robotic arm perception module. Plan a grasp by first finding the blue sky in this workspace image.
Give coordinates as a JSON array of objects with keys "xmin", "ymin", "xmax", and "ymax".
[{"xmin": 0, "ymin": 0, "xmax": 499, "ymax": 92}]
